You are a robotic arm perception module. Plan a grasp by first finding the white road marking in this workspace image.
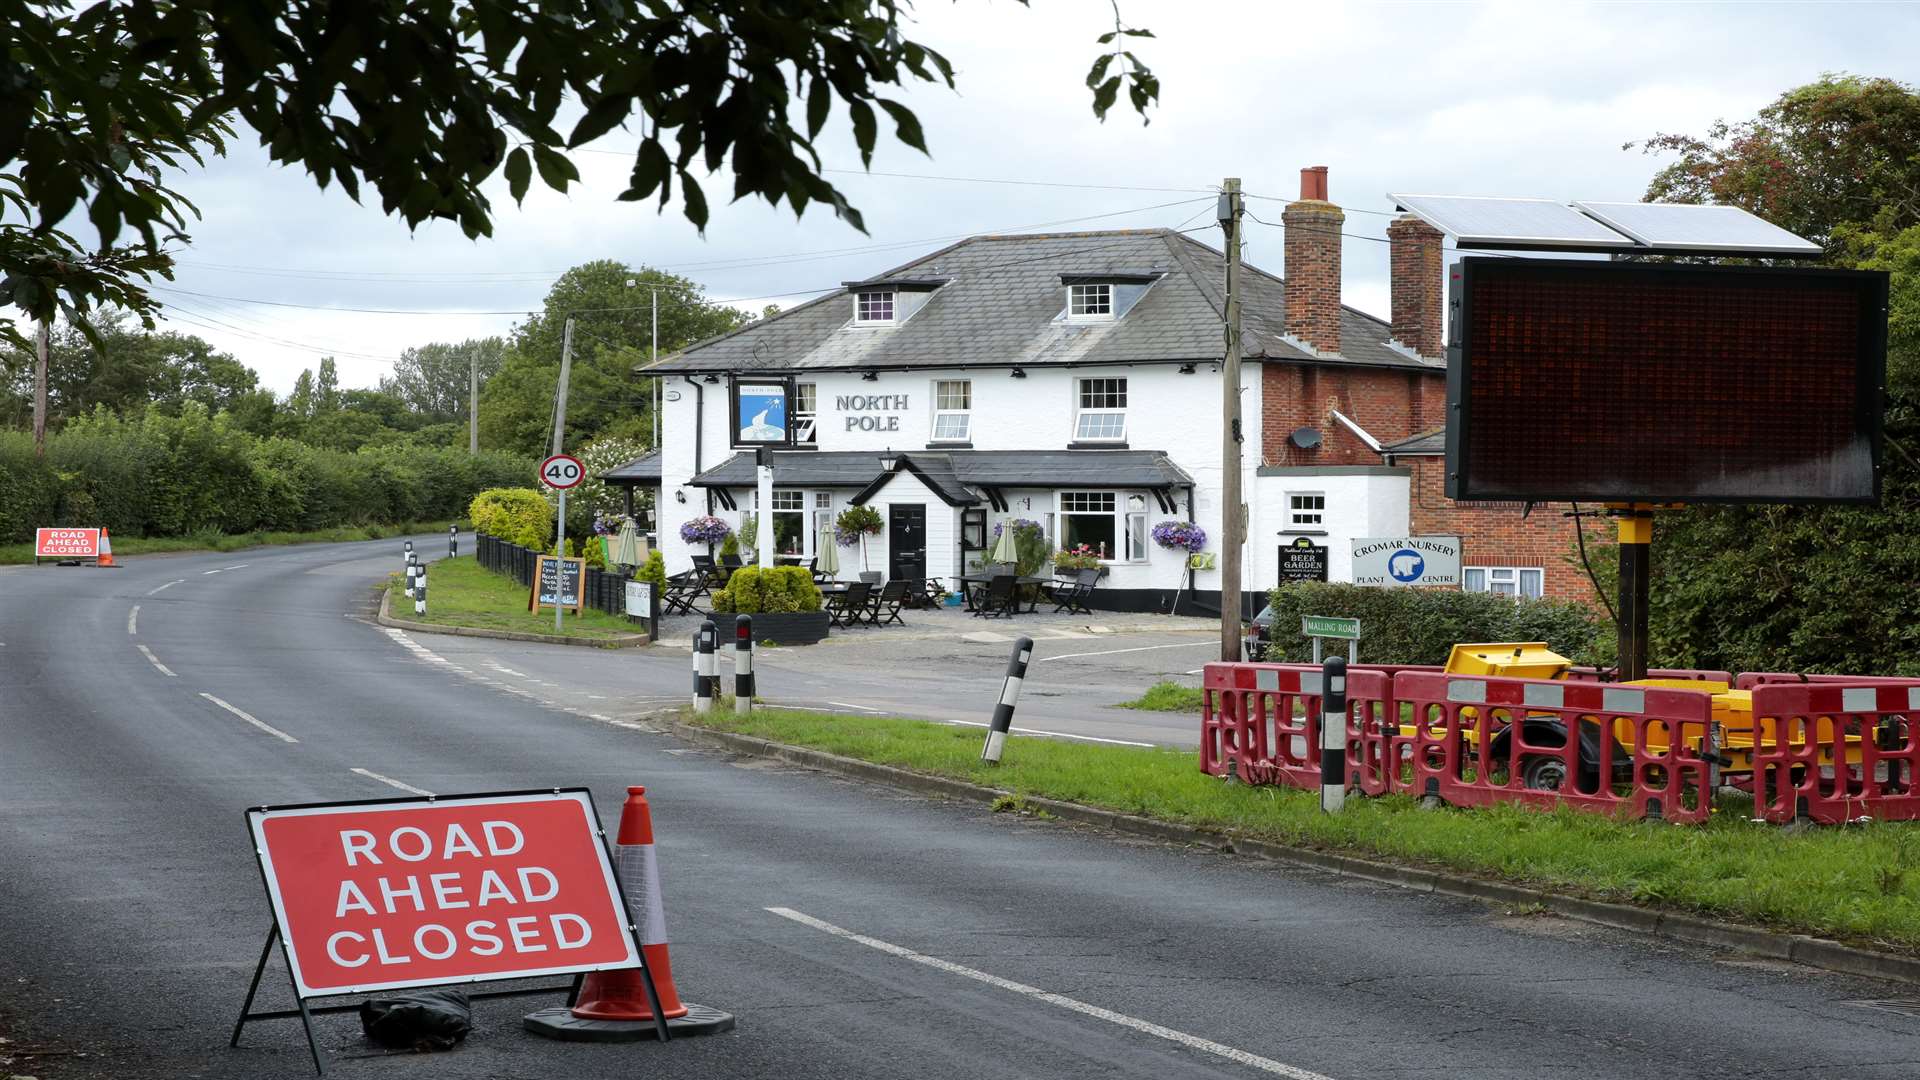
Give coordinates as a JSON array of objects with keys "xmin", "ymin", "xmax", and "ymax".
[
  {"xmin": 136, "ymin": 644, "xmax": 177, "ymax": 677},
  {"xmin": 127, "ymin": 605, "xmax": 139, "ymax": 635},
  {"xmin": 223, "ymin": 563, "xmax": 249, "ymax": 571},
  {"xmin": 827, "ymin": 700, "xmax": 886, "ymax": 713},
  {"xmin": 931, "ymin": 717, "xmax": 1155, "ymax": 748},
  {"xmin": 486, "ymin": 662, "xmax": 530, "ymax": 678},
  {"xmin": 766, "ymin": 907, "xmax": 1337, "ymax": 1080},
  {"xmin": 1035, "ymin": 640, "xmax": 1217, "ymax": 663},
  {"xmin": 146, "ymin": 578, "xmax": 185, "ymax": 596},
  {"xmin": 351, "ymin": 768, "xmax": 434, "ymax": 796},
  {"xmin": 199, "ymin": 693, "xmax": 299, "ymax": 743}
]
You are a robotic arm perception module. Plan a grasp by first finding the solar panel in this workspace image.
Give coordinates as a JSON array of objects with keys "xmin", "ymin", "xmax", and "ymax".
[
  {"xmin": 1572, "ymin": 201, "xmax": 1822, "ymax": 255},
  {"xmin": 1388, "ymin": 193, "xmax": 1626, "ymax": 250}
]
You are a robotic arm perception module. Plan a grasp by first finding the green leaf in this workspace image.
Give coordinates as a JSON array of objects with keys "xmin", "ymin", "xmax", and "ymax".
[
  {"xmin": 875, "ymin": 99, "xmax": 926, "ymax": 153},
  {"xmin": 531, "ymin": 143, "xmax": 578, "ymax": 191},
  {"xmin": 504, "ymin": 147, "xmax": 530, "ymax": 201},
  {"xmin": 848, "ymin": 100, "xmax": 876, "ymax": 166},
  {"xmin": 568, "ymin": 93, "xmax": 632, "ymax": 149},
  {"xmin": 1085, "ymin": 53, "xmax": 1113, "ymax": 90},
  {"xmin": 806, "ymin": 74, "xmax": 830, "ymax": 139},
  {"xmin": 681, "ymin": 170, "xmax": 708, "ymax": 230},
  {"xmin": 1091, "ymin": 75, "xmax": 1120, "ymax": 121}
]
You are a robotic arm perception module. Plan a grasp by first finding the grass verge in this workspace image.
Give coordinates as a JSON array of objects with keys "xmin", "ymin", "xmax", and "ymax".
[
  {"xmin": 688, "ymin": 707, "xmax": 1920, "ymax": 953},
  {"xmin": 387, "ymin": 555, "xmax": 640, "ymax": 641},
  {"xmin": 1117, "ymin": 680, "xmax": 1206, "ymax": 711},
  {"xmin": 0, "ymin": 520, "xmax": 460, "ymax": 565}
]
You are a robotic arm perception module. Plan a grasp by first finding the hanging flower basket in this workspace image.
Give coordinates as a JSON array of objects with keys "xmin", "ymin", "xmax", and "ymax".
[
  {"xmin": 680, "ymin": 516, "xmax": 731, "ymax": 544},
  {"xmin": 1151, "ymin": 520, "xmax": 1207, "ymax": 553}
]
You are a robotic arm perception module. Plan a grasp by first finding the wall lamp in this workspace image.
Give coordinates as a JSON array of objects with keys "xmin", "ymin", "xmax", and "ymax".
[
  {"xmin": 861, "ymin": 370, "xmax": 879, "ymax": 382},
  {"xmin": 675, "ymin": 490, "xmax": 687, "ymax": 503},
  {"xmin": 1010, "ymin": 366, "xmax": 1027, "ymax": 379},
  {"xmin": 878, "ymin": 447, "xmax": 897, "ymax": 472},
  {"xmin": 1178, "ymin": 363, "xmax": 1196, "ymax": 374},
  {"xmin": 702, "ymin": 373, "xmax": 719, "ymax": 384}
]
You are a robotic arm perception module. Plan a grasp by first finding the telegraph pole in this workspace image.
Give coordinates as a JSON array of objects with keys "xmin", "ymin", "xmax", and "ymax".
[
  {"xmin": 651, "ymin": 287, "xmax": 659, "ymax": 448},
  {"xmin": 551, "ymin": 317, "xmax": 574, "ymax": 457},
  {"xmin": 1218, "ymin": 178, "xmax": 1245, "ymax": 662},
  {"xmin": 468, "ymin": 344, "xmax": 479, "ymax": 454},
  {"xmin": 32, "ymin": 319, "xmax": 50, "ymax": 457}
]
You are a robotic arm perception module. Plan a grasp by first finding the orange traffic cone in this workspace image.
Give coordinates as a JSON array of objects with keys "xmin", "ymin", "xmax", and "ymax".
[
  {"xmin": 96, "ymin": 527, "xmax": 117, "ymax": 567},
  {"xmin": 524, "ymin": 786, "xmax": 733, "ymax": 1042}
]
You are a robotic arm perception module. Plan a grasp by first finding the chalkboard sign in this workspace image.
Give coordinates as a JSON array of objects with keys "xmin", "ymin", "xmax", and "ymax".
[
  {"xmin": 529, "ymin": 555, "xmax": 586, "ymax": 612},
  {"xmin": 1277, "ymin": 536, "xmax": 1329, "ymax": 584}
]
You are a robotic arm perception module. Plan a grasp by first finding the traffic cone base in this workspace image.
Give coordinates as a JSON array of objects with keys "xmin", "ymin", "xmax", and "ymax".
[
  {"xmin": 523, "ymin": 1002, "xmax": 735, "ymax": 1043},
  {"xmin": 526, "ymin": 785, "xmax": 733, "ymax": 1043}
]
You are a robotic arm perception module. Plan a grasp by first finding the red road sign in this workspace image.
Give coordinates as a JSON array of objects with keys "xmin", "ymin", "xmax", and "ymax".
[
  {"xmin": 35, "ymin": 528, "xmax": 100, "ymax": 558},
  {"xmin": 539, "ymin": 454, "xmax": 585, "ymax": 490},
  {"xmin": 247, "ymin": 790, "xmax": 639, "ymax": 997}
]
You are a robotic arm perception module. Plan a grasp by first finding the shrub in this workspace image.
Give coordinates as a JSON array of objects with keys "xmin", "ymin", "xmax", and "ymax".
[
  {"xmin": 638, "ymin": 550, "xmax": 667, "ymax": 597},
  {"xmin": 707, "ymin": 566, "xmax": 820, "ymax": 614},
  {"xmin": 1261, "ymin": 582, "xmax": 1606, "ymax": 667},
  {"xmin": 718, "ymin": 531, "xmax": 740, "ymax": 558},
  {"xmin": 835, "ymin": 505, "xmax": 883, "ymax": 547},
  {"xmin": 468, "ymin": 488, "xmax": 553, "ymax": 550}
]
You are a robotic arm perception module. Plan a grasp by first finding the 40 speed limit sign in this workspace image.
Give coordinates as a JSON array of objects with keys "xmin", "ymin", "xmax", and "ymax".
[{"xmin": 539, "ymin": 454, "xmax": 585, "ymax": 489}]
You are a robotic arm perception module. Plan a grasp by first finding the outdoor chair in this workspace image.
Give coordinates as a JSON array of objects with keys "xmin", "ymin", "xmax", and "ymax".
[
  {"xmin": 662, "ymin": 570, "xmax": 703, "ymax": 616},
  {"xmin": 825, "ymin": 581, "xmax": 873, "ymax": 628},
  {"xmin": 867, "ymin": 580, "xmax": 909, "ymax": 626},
  {"xmin": 1050, "ymin": 567, "xmax": 1101, "ymax": 615},
  {"xmin": 972, "ymin": 574, "xmax": 1016, "ymax": 619},
  {"xmin": 721, "ymin": 553, "xmax": 744, "ymax": 574},
  {"xmin": 691, "ymin": 554, "xmax": 727, "ymax": 590}
]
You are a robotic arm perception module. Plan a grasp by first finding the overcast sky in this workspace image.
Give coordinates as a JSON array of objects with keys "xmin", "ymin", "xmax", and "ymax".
[{"xmin": 153, "ymin": 0, "xmax": 1920, "ymax": 394}]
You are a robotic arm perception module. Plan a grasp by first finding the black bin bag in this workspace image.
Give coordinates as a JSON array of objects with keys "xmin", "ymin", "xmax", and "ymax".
[{"xmin": 359, "ymin": 989, "xmax": 472, "ymax": 1051}]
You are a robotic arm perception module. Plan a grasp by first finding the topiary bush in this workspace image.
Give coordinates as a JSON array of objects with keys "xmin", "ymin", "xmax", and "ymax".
[
  {"xmin": 638, "ymin": 549, "xmax": 667, "ymax": 597},
  {"xmin": 708, "ymin": 565, "xmax": 820, "ymax": 614},
  {"xmin": 1261, "ymin": 582, "xmax": 1607, "ymax": 667}
]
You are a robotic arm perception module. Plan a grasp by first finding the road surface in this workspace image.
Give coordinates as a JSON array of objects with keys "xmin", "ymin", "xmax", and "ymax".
[{"xmin": 4, "ymin": 533, "xmax": 1920, "ymax": 1078}]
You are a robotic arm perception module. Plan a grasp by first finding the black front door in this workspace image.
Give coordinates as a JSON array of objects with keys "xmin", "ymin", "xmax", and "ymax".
[{"xmin": 889, "ymin": 504, "xmax": 926, "ymax": 584}]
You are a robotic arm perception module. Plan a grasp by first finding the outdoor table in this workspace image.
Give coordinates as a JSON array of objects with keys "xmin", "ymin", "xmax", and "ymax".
[{"xmin": 953, "ymin": 574, "xmax": 1053, "ymax": 614}]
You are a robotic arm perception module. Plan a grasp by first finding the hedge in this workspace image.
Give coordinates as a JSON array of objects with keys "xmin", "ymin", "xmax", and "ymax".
[
  {"xmin": 0, "ymin": 407, "xmax": 531, "ymax": 544},
  {"xmin": 1261, "ymin": 582, "xmax": 1608, "ymax": 667}
]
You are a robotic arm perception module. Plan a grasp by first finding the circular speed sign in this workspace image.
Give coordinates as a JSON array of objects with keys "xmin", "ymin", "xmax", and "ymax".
[{"xmin": 539, "ymin": 454, "xmax": 585, "ymax": 489}]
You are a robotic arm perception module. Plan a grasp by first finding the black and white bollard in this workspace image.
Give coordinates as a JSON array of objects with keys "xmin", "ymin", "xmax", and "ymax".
[
  {"xmin": 981, "ymin": 636, "xmax": 1034, "ymax": 765},
  {"xmin": 734, "ymin": 616, "xmax": 754, "ymax": 716},
  {"xmin": 414, "ymin": 567, "xmax": 427, "ymax": 617},
  {"xmin": 1319, "ymin": 656, "xmax": 1347, "ymax": 813},
  {"xmin": 449, "ymin": 523, "xmax": 459, "ymax": 559},
  {"xmin": 405, "ymin": 556, "xmax": 418, "ymax": 599},
  {"xmin": 693, "ymin": 620, "xmax": 717, "ymax": 713}
]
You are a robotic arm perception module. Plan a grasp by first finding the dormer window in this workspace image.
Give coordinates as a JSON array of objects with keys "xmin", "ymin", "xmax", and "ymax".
[
  {"xmin": 1068, "ymin": 283, "xmax": 1113, "ymax": 321},
  {"xmin": 855, "ymin": 289, "xmax": 896, "ymax": 325}
]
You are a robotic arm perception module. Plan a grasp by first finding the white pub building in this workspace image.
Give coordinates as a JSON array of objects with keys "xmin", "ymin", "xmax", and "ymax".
[{"xmin": 635, "ymin": 179, "xmax": 1453, "ymax": 612}]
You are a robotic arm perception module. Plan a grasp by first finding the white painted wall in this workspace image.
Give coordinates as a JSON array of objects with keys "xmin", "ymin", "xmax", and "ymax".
[{"xmin": 1252, "ymin": 470, "xmax": 1412, "ymax": 587}]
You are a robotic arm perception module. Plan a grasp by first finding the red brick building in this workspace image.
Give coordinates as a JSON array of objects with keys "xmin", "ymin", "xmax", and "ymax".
[{"xmin": 1257, "ymin": 166, "xmax": 1602, "ymax": 604}]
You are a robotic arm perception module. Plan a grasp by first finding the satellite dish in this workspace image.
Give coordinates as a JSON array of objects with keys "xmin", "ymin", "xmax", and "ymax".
[{"xmin": 1290, "ymin": 427, "xmax": 1323, "ymax": 450}]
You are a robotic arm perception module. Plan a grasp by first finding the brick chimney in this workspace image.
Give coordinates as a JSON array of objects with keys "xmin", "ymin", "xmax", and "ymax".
[
  {"xmin": 1282, "ymin": 166, "xmax": 1343, "ymax": 355},
  {"xmin": 1387, "ymin": 213, "xmax": 1444, "ymax": 359}
]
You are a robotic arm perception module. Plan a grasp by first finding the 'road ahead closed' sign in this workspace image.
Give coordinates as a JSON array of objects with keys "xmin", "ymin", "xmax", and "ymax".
[
  {"xmin": 35, "ymin": 528, "xmax": 100, "ymax": 558},
  {"xmin": 1350, "ymin": 536, "xmax": 1462, "ymax": 588},
  {"xmin": 246, "ymin": 790, "xmax": 639, "ymax": 997}
]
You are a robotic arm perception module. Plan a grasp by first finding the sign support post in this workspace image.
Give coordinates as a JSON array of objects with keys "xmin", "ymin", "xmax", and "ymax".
[
  {"xmin": 1617, "ymin": 509, "xmax": 1652, "ymax": 682},
  {"xmin": 555, "ymin": 488, "xmax": 567, "ymax": 634}
]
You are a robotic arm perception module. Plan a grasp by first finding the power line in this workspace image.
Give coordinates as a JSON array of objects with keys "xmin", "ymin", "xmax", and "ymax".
[{"xmin": 570, "ymin": 148, "xmax": 1214, "ymax": 196}]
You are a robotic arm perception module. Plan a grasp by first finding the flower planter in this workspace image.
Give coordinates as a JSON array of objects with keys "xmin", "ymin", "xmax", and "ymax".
[{"xmin": 734, "ymin": 610, "xmax": 830, "ymax": 646}]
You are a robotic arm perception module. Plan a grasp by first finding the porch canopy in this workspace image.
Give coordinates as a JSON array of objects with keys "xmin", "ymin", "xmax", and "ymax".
[
  {"xmin": 600, "ymin": 449, "xmax": 662, "ymax": 520},
  {"xmin": 688, "ymin": 449, "xmax": 1193, "ymax": 512}
]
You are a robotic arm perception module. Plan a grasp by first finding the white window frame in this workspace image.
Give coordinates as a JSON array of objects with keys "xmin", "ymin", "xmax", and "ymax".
[
  {"xmin": 1068, "ymin": 283, "xmax": 1114, "ymax": 322},
  {"xmin": 1124, "ymin": 493, "xmax": 1149, "ymax": 562},
  {"xmin": 855, "ymin": 289, "xmax": 896, "ymax": 325},
  {"xmin": 794, "ymin": 382, "xmax": 817, "ymax": 445},
  {"xmin": 754, "ymin": 488, "xmax": 809, "ymax": 558},
  {"xmin": 1073, "ymin": 377, "xmax": 1128, "ymax": 443},
  {"xmin": 1057, "ymin": 490, "xmax": 1119, "ymax": 561},
  {"xmin": 930, "ymin": 379, "xmax": 971, "ymax": 443},
  {"xmin": 1463, "ymin": 566, "xmax": 1544, "ymax": 599},
  {"xmin": 1287, "ymin": 492, "xmax": 1326, "ymax": 530}
]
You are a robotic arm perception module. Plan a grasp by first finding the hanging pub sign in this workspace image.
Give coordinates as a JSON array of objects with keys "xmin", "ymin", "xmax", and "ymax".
[
  {"xmin": 1277, "ymin": 536, "xmax": 1329, "ymax": 583},
  {"xmin": 730, "ymin": 377, "xmax": 794, "ymax": 449}
]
